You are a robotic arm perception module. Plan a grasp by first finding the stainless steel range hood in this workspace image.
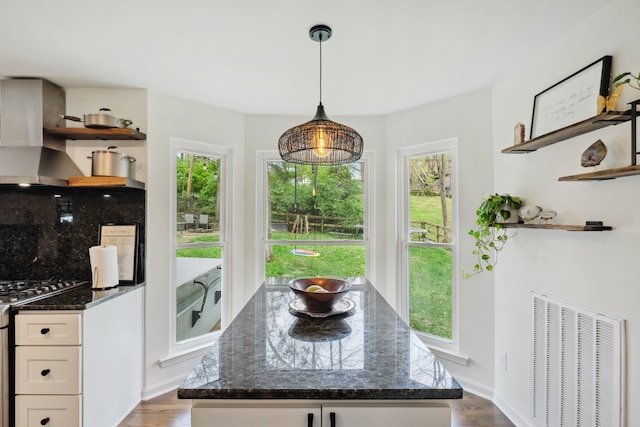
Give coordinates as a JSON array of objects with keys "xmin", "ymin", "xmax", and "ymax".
[{"xmin": 0, "ymin": 79, "xmax": 82, "ymax": 186}]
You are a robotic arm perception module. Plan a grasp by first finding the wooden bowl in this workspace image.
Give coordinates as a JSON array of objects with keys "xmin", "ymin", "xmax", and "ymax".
[{"xmin": 288, "ymin": 278, "xmax": 351, "ymax": 313}]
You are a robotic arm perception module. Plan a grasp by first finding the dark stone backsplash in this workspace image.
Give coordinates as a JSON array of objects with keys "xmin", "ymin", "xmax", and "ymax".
[{"xmin": 0, "ymin": 186, "xmax": 145, "ymax": 281}]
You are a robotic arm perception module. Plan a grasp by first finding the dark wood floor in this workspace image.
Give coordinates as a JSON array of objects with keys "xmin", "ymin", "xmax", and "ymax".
[{"xmin": 118, "ymin": 389, "xmax": 514, "ymax": 427}]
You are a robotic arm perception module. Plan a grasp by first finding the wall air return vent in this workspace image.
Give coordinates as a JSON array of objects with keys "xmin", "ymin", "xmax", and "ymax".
[{"xmin": 531, "ymin": 291, "xmax": 624, "ymax": 427}]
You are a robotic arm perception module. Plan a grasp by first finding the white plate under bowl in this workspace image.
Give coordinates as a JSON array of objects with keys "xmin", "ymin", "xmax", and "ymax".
[{"xmin": 289, "ymin": 297, "xmax": 356, "ymax": 318}]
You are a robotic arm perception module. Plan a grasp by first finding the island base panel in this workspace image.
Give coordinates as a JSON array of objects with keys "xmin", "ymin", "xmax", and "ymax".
[
  {"xmin": 191, "ymin": 400, "xmax": 451, "ymax": 427},
  {"xmin": 323, "ymin": 403, "xmax": 450, "ymax": 427}
]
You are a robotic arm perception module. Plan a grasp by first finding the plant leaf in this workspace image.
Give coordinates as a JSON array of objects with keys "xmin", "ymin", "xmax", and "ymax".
[{"xmin": 613, "ymin": 72, "xmax": 631, "ymax": 84}]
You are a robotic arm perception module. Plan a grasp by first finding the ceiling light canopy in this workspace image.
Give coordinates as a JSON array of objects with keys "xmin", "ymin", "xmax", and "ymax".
[{"xmin": 278, "ymin": 25, "xmax": 363, "ymax": 165}]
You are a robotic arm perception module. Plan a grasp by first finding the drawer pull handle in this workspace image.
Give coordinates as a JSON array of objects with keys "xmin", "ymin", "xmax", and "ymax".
[
  {"xmin": 40, "ymin": 328, "xmax": 50, "ymax": 335},
  {"xmin": 330, "ymin": 412, "xmax": 336, "ymax": 427},
  {"xmin": 307, "ymin": 413, "xmax": 313, "ymax": 427},
  {"xmin": 40, "ymin": 417, "xmax": 50, "ymax": 425},
  {"xmin": 41, "ymin": 369, "xmax": 50, "ymax": 376}
]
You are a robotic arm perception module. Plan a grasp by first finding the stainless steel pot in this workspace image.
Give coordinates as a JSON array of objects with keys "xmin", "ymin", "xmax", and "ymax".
[
  {"xmin": 62, "ymin": 108, "xmax": 133, "ymax": 129},
  {"xmin": 88, "ymin": 146, "xmax": 135, "ymax": 177},
  {"xmin": 126, "ymin": 154, "xmax": 137, "ymax": 178}
]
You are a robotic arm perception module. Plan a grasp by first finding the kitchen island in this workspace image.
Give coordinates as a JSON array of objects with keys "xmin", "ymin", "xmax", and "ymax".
[{"xmin": 178, "ymin": 278, "xmax": 462, "ymax": 427}]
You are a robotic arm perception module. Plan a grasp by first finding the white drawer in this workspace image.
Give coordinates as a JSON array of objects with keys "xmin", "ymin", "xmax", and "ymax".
[
  {"xmin": 16, "ymin": 346, "xmax": 82, "ymax": 395},
  {"xmin": 16, "ymin": 394, "xmax": 81, "ymax": 427},
  {"xmin": 16, "ymin": 314, "xmax": 82, "ymax": 346}
]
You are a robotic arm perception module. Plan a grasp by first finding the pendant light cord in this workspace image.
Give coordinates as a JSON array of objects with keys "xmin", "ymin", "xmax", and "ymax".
[
  {"xmin": 294, "ymin": 165, "xmax": 298, "ymax": 247},
  {"xmin": 319, "ymin": 33, "xmax": 323, "ymax": 105},
  {"xmin": 312, "ymin": 164, "xmax": 318, "ymax": 242}
]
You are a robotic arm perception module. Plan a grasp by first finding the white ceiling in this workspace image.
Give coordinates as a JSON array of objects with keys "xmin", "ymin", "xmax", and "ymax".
[{"xmin": 0, "ymin": 0, "xmax": 609, "ymax": 116}]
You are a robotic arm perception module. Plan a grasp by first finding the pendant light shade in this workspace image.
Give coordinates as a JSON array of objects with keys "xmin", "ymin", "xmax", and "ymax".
[{"xmin": 278, "ymin": 25, "xmax": 363, "ymax": 165}]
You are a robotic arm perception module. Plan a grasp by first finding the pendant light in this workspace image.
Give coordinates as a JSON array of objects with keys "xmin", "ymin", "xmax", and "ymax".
[{"xmin": 278, "ymin": 24, "xmax": 363, "ymax": 165}]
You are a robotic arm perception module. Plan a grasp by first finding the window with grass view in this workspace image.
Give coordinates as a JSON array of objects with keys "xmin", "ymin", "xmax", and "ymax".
[
  {"xmin": 401, "ymin": 140, "xmax": 457, "ymax": 341},
  {"xmin": 174, "ymin": 144, "xmax": 227, "ymax": 343},
  {"xmin": 263, "ymin": 158, "xmax": 368, "ymax": 280}
]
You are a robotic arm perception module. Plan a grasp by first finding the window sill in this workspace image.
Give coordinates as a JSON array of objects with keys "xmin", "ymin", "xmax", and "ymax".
[
  {"xmin": 415, "ymin": 335, "xmax": 469, "ymax": 366},
  {"xmin": 160, "ymin": 332, "xmax": 221, "ymax": 368},
  {"xmin": 426, "ymin": 346, "xmax": 469, "ymax": 366}
]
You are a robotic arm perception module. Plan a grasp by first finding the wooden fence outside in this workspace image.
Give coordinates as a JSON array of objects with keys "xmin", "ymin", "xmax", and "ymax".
[
  {"xmin": 270, "ymin": 212, "xmax": 451, "ymax": 243},
  {"xmin": 270, "ymin": 211, "xmax": 361, "ymax": 237},
  {"xmin": 409, "ymin": 221, "xmax": 451, "ymax": 243}
]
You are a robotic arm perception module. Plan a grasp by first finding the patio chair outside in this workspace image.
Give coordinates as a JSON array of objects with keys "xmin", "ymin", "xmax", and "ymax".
[
  {"xmin": 185, "ymin": 214, "xmax": 195, "ymax": 230},
  {"xmin": 199, "ymin": 214, "xmax": 209, "ymax": 230}
]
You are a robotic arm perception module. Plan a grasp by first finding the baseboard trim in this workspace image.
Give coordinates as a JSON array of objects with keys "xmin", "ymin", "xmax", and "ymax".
[
  {"xmin": 142, "ymin": 374, "xmax": 189, "ymax": 400},
  {"xmin": 493, "ymin": 392, "xmax": 532, "ymax": 427},
  {"xmin": 449, "ymin": 374, "xmax": 493, "ymax": 401}
]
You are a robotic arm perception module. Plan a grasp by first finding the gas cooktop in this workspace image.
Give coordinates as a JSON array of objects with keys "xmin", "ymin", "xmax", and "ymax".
[{"xmin": 0, "ymin": 279, "xmax": 89, "ymax": 304}]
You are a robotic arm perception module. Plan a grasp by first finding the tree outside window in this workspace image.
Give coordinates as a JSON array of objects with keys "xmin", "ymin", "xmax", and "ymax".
[{"xmin": 264, "ymin": 160, "xmax": 367, "ymax": 280}]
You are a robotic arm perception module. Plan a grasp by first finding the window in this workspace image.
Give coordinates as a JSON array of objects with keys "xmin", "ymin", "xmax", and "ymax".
[
  {"xmin": 398, "ymin": 139, "xmax": 458, "ymax": 344},
  {"xmin": 171, "ymin": 138, "xmax": 230, "ymax": 346},
  {"xmin": 257, "ymin": 151, "xmax": 372, "ymax": 282}
]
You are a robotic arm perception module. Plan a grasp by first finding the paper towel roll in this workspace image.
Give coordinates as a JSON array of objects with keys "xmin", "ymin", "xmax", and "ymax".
[{"xmin": 89, "ymin": 245, "xmax": 119, "ymax": 289}]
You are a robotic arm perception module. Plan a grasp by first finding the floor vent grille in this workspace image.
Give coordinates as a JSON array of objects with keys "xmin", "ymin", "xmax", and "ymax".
[{"xmin": 531, "ymin": 291, "xmax": 624, "ymax": 427}]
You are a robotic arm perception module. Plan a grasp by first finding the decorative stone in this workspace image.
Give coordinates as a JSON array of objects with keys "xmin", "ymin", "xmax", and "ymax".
[
  {"xmin": 539, "ymin": 210, "xmax": 557, "ymax": 223},
  {"xmin": 519, "ymin": 205, "xmax": 542, "ymax": 223},
  {"xmin": 581, "ymin": 140, "xmax": 607, "ymax": 167}
]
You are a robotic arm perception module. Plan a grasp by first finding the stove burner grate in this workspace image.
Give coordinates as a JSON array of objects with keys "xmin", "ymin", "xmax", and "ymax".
[{"xmin": 0, "ymin": 279, "xmax": 88, "ymax": 304}]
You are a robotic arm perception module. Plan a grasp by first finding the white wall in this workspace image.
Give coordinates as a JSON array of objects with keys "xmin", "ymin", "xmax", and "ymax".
[
  {"xmin": 144, "ymin": 91, "xmax": 245, "ymax": 398},
  {"xmin": 491, "ymin": 0, "xmax": 640, "ymax": 424},
  {"xmin": 386, "ymin": 87, "xmax": 496, "ymax": 396}
]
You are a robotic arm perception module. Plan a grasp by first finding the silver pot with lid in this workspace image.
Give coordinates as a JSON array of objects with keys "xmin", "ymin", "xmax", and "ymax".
[
  {"xmin": 88, "ymin": 146, "xmax": 136, "ymax": 177},
  {"xmin": 62, "ymin": 108, "xmax": 133, "ymax": 129}
]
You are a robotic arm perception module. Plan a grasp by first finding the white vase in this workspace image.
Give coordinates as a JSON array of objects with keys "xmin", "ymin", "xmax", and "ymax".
[{"xmin": 496, "ymin": 204, "xmax": 519, "ymax": 223}]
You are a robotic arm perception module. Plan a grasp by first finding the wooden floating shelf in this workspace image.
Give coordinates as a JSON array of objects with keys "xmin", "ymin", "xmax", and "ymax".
[
  {"xmin": 558, "ymin": 165, "xmax": 640, "ymax": 181},
  {"xmin": 499, "ymin": 223, "xmax": 612, "ymax": 231},
  {"xmin": 44, "ymin": 127, "xmax": 146, "ymax": 141},
  {"xmin": 68, "ymin": 176, "xmax": 145, "ymax": 190},
  {"xmin": 501, "ymin": 111, "xmax": 631, "ymax": 154}
]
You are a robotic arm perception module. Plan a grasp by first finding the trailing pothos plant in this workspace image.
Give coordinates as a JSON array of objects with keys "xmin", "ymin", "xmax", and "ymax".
[{"xmin": 465, "ymin": 193, "xmax": 522, "ymax": 278}]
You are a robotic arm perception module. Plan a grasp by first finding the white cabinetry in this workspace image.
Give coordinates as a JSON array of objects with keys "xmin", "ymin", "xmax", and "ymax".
[
  {"xmin": 192, "ymin": 402, "xmax": 321, "ymax": 427},
  {"xmin": 191, "ymin": 400, "xmax": 451, "ymax": 427},
  {"xmin": 14, "ymin": 287, "xmax": 143, "ymax": 427},
  {"xmin": 322, "ymin": 403, "xmax": 451, "ymax": 427},
  {"xmin": 15, "ymin": 313, "xmax": 83, "ymax": 427}
]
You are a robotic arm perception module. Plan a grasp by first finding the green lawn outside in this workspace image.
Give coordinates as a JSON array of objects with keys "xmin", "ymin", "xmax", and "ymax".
[
  {"xmin": 176, "ymin": 235, "xmax": 222, "ymax": 258},
  {"xmin": 409, "ymin": 194, "xmax": 452, "ymax": 226},
  {"xmin": 408, "ymin": 195, "xmax": 453, "ymax": 337},
  {"xmin": 266, "ymin": 232, "xmax": 366, "ymax": 278},
  {"xmin": 408, "ymin": 245, "xmax": 452, "ymax": 338},
  {"xmin": 266, "ymin": 244, "xmax": 366, "ymax": 278}
]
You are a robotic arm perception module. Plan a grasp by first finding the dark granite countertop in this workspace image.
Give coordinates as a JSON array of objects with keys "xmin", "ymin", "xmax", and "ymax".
[
  {"xmin": 178, "ymin": 278, "xmax": 462, "ymax": 400},
  {"xmin": 12, "ymin": 282, "xmax": 145, "ymax": 311}
]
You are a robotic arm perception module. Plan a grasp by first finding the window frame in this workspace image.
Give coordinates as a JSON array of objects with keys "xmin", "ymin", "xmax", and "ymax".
[
  {"xmin": 169, "ymin": 137, "xmax": 232, "ymax": 353},
  {"xmin": 255, "ymin": 150, "xmax": 374, "ymax": 286},
  {"xmin": 396, "ymin": 138, "xmax": 459, "ymax": 350}
]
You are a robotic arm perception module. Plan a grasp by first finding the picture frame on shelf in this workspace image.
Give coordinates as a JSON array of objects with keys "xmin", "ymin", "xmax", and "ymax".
[
  {"xmin": 530, "ymin": 55, "xmax": 612, "ymax": 139},
  {"xmin": 98, "ymin": 223, "xmax": 139, "ymax": 283}
]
